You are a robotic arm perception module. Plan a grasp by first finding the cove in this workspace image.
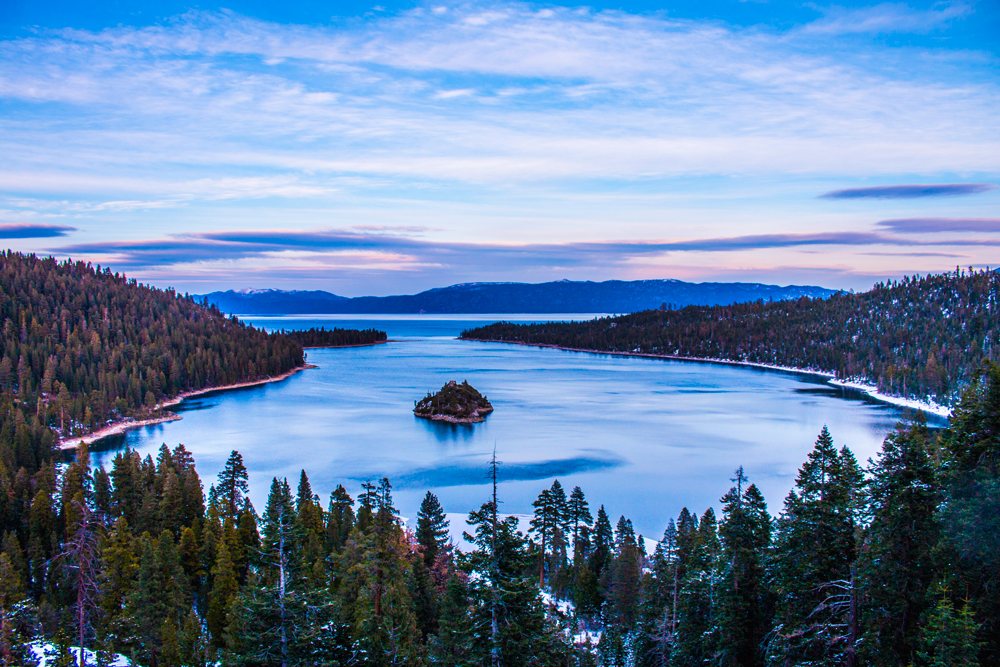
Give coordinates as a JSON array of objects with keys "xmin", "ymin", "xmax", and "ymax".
[{"xmin": 90, "ymin": 315, "xmax": 943, "ymax": 538}]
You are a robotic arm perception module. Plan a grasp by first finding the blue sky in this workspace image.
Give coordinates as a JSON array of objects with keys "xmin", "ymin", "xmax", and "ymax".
[{"xmin": 0, "ymin": 0, "xmax": 997, "ymax": 294}]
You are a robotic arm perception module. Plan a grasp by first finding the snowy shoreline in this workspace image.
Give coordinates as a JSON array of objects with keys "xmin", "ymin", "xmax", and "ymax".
[
  {"xmin": 56, "ymin": 364, "xmax": 316, "ymax": 450},
  {"xmin": 463, "ymin": 339, "xmax": 952, "ymax": 419}
]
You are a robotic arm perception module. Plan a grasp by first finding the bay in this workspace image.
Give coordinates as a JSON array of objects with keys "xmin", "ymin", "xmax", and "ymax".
[{"xmin": 91, "ymin": 315, "xmax": 943, "ymax": 538}]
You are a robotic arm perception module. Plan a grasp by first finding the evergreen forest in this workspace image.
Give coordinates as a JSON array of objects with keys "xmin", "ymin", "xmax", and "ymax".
[
  {"xmin": 280, "ymin": 328, "xmax": 388, "ymax": 348},
  {"xmin": 462, "ymin": 269, "xmax": 999, "ymax": 407},
  {"xmin": 0, "ymin": 252, "xmax": 384, "ymax": 477},
  {"xmin": 0, "ymin": 363, "xmax": 997, "ymax": 666}
]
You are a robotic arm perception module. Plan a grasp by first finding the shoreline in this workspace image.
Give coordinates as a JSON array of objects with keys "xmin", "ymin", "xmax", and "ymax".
[
  {"xmin": 57, "ymin": 364, "xmax": 316, "ymax": 450},
  {"xmin": 462, "ymin": 338, "xmax": 952, "ymax": 418},
  {"xmin": 302, "ymin": 340, "xmax": 389, "ymax": 349}
]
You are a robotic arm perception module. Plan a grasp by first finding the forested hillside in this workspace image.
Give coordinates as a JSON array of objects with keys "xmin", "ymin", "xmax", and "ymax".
[
  {"xmin": 0, "ymin": 251, "xmax": 304, "ymax": 473},
  {"xmin": 0, "ymin": 364, "xmax": 997, "ymax": 666},
  {"xmin": 463, "ymin": 269, "xmax": 998, "ymax": 408}
]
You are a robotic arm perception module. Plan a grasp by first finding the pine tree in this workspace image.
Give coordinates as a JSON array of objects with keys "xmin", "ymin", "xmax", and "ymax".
[
  {"xmin": 326, "ymin": 484, "xmax": 355, "ymax": 553},
  {"xmin": 416, "ymin": 491, "xmax": 450, "ymax": 570},
  {"xmin": 608, "ymin": 516, "xmax": 643, "ymax": 629},
  {"xmin": 58, "ymin": 500, "xmax": 100, "ymax": 667},
  {"xmin": 916, "ymin": 589, "xmax": 980, "ymax": 667},
  {"xmin": 228, "ymin": 476, "xmax": 350, "ymax": 666},
  {"xmin": 586, "ymin": 505, "xmax": 615, "ymax": 618},
  {"xmin": 938, "ymin": 362, "xmax": 1000, "ymax": 663},
  {"xmin": 0, "ymin": 551, "xmax": 39, "ymax": 667},
  {"xmin": 429, "ymin": 573, "xmax": 475, "ymax": 666},
  {"xmin": 860, "ymin": 419, "xmax": 940, "ymax": 666},
  {"xmin": 465, "ymin": 499, "xmax": 571, "ymax": 666},
  {"xmin": 95, "ymin": 518, "xmax": 137, "ymax": 651},
  {"xmin": 294, "ymin": 470, "xmax": 326, "ymax": 588},
  {"xmin": 567, "ymin": 486, "xmax": 592, "ymax": 548},
  {"xmin": 215, "ymin": 451, "xmax": 251, "ymax": 521},
  {"xmin": 337, "ymin": 478, "xmax": 422, "ymax": 666},
  {"xmin": 673, "ymin": 508, "xmax": 720, "ymax": 667},
  {"xmin": 716, "ymin": 467, "xmax": 772, "ymax": 667},
  {"xmin": 768, "ymin": 427, "xmax": 865, "ymax": 666},
  {"xmin": 207, "ymin": 539, "xmax": 238, "ymax": 649}
]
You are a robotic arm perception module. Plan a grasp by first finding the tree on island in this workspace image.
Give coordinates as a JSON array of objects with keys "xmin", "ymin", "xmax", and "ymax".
[{"xmin": 413, "ymin": 380, "xmax": 494, "ymax": 423}]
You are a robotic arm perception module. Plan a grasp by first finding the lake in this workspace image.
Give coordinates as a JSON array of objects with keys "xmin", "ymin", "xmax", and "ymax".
[{"xmin": 90, "ymin": 315, "xmax": 943, "ymax": 539}]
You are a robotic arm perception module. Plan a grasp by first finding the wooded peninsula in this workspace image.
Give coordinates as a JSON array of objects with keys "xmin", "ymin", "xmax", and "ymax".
[{"xmin": 462, "ymin": 269, "xmax": 998, "ymax": 409}]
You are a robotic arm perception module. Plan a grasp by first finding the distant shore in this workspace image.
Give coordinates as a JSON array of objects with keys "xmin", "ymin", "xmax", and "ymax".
[
  {"xmin": 57, "ymin": 364, "xmax": 316, "ymax": 450},
  {"xmin": 461, "ymin": 338, "xmax": 952, "ymax": 418},
  {"xmin": 302, "ymin": 340, "xmax": 390, "ymax": 349}
]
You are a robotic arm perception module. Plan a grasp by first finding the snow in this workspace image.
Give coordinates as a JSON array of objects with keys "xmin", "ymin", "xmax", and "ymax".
[
  {"xmin": 30, "ymin": 642, "xmax": 132, "ymax": 666},
  {"xmin": 656, "ymin": 354, "xmax": 952, "ymax": 418},
  {"xmin": 827, "ymin": 378, "xmax": 952, "ymax": 418}
]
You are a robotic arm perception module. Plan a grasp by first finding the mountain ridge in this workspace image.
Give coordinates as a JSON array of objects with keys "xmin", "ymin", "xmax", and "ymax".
[{"xmin": 199, "ymin": 278, "xmax": 838, "ymax": 315}]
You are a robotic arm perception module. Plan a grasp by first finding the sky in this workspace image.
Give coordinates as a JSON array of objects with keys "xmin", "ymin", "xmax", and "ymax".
[{"xmin": 0, "ymin": 0, "xmax": 997, "ymax": 295}]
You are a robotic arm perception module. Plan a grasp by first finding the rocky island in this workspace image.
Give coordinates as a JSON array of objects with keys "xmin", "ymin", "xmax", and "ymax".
[{"xmin": 413, "ymin": 380, "xmax": 494, "ymax": 423}]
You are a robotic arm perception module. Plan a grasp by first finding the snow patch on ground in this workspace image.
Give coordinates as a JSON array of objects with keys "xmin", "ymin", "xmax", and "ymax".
[
  {"xmin": 439, "ymin": 512, "xmax": 532, "ymax": 552},
  {"xmin": 30, "ymin": 642, "xmax": 132, "ymax": 666},
  {"xmin": 827, "ymin": 378, "xmax": 952, "ymax": 418}
]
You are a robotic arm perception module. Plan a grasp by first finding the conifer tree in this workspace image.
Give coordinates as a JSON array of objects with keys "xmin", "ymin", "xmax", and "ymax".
[
  {"xmin": 938, "ymin": 362, "xmax": 1000, "ymax": 663},
  {"xmin": 916, "ymin": 589, "xmax": 981, "ymax": 667},
  {"xmin": 768, "ymin": 427, "xmax": 865, "ymax": 665},
  {"xmin": 567, "ymin": 486, "xmax": 593, "ymax": 547},
  {"xmin": 416, "ymin": 491, "xmax": 450, "ymax": 570},
  {"xmin": 860, "ymin": 419, "xmax": 940, "ymax": 666},
  {"xmin": 326, "ymin": 484, "xmax": 355, "ymax": 553},
  {"xmin": 673, "ymin": 508, "xmax": 720, "ymax": 667},
  {"xmin": 207, "ymin": 539, "xmax": 238, "ymax": 649},
  {"xmin": 430, "ymin": 573, "xmax": 476, "ymax": 666},
  {"xmin": 0, "ymin": 551, "xmax": 39, "ymax": 667},
  {"xmin": 608, "ymin": 516, "xmax": 643, "ymax": 629},
  {"xmin": 215, "ymin": 451, "xmax": 251, "ymax": 520},
  {"xmin": 228, "ymin": 476, "xmax": 349, "ymax": 666},
  {"xmin": 716, "ymin": 468, "xmax": 771, "ymax": 667},
  {"xmin": 96, "ymin": 518, "xmax": 137, "ymax": 651},
  {"xmin": 588, "ymin": 505, "xmax": 614, "ymax": 614},
  {"xmin": 336, "ymin": 478, "xmax": 422, "ymax": 666},
  {"xmin": 466, "ymin": 500, "xmax": 571, "ymax": 666}
]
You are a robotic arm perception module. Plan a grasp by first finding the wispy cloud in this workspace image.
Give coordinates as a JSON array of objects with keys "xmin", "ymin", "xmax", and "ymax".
[
  {"xmin": 821, "ymin": 184, "xmax": 995, "ymax": 199},
  {"xmin": 877, "ymin": 217, "xmax": 1000, "ymax": 233},
  {"xmin": 0, "ymin": 223, "xmax": 76, "ymax": 238},
  {"xmin": 1, "ymin": 2, "xmax": 997, "ymax": 291},
  {"xmin": 801, "ymin": 2, "xmax": 971, "ymax": 36},
  {"xmin": 52, "ymin": 227, "xmax": 999, "ymax": 276}
]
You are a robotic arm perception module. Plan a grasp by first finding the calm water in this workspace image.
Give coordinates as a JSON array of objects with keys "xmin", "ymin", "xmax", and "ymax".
[{"xmin": 91, "ymin": 315, "xmax": 943, "ymax": 538}]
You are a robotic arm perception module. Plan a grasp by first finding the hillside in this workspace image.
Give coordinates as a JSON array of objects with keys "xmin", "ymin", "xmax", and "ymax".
[
  {"xmin": 0, "ymin": 251, "xmax": 305, "ymax": 472},
  {"xmin": 462, "ymin": 270, "xmax": 998, "ymax": 408},
  {"xmin": 200, "ymin": 279, "xmax": 836, "ymax": 315}
]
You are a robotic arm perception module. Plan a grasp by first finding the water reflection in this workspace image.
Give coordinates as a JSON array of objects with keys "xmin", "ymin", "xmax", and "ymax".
[{"xmin": 89, "ymin": 316, "xmax": 944, "ymax": 536}]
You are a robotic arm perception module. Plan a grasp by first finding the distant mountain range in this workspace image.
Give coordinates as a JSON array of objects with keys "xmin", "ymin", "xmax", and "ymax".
[{"xmin": 199, "ymin": 279, "xmax": 837, "ymax": 315}]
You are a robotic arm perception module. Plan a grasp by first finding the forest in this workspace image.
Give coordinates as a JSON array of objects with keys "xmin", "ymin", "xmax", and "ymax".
[
  {"xmin": 0, "ymin": 252, "xmax": 387, "ymax": 478},
  {"xmin": 280, "ymin": 328, "xmax": 388, "ymax": 348},
  {"xmin": 462, "ymin": 269, "xmax": 999, "ymax": 408},
  {"xmin": 0, "ymin": 363, "xmax": 996, "ymax": 666}
]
